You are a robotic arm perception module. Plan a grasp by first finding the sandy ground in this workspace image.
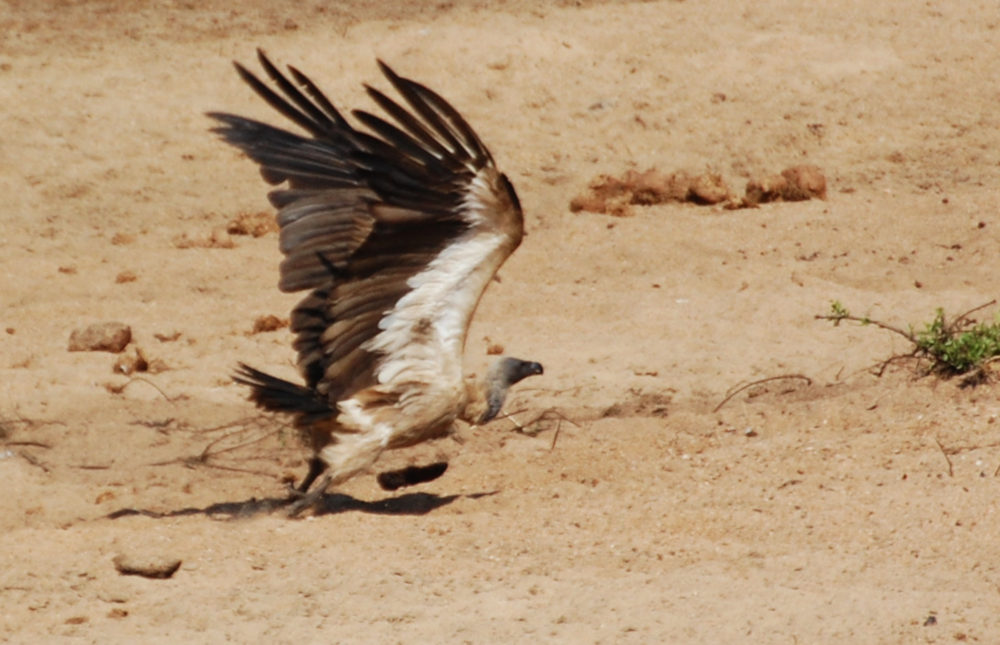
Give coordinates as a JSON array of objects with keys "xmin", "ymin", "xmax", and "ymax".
[{"xmin": 4, "ymin": 0, "xmax": 1000, "ymax": 642}]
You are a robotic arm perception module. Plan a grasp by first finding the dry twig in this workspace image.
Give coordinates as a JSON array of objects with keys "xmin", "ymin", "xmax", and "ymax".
[{"xmin": 714, "ymin": 374, "xmax": 813, "ymax": 412}]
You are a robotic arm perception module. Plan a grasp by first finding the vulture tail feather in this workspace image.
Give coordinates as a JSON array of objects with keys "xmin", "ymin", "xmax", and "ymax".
[{"xmin": 233, "ymin": 363, "xmax": 334, "ymax": 422}]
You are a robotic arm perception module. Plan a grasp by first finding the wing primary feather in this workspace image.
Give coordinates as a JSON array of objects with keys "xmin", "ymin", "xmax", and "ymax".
[
  {"xmin": 363, "ymin": 85, "xmax": 455, "ymax": 161},
  {"xmin": 403, "ymin": 80, "xmax": 494, "ymax": 166},
  {"xmin": 376, "ymin": 59, "xmax": 492, "ymax": 166},
  {"xmin": 375, "ymin": 60, "xmax": 465, "ymax": 158},
  {"xmin": 352, "ymin": 108, "xmax": 447, "ymax": 170},
  {"xmin": 347, "ymin": 128, "xmax": 439, "ymax": 188},
  {"xmin": 232, "ymin": 62, "xmax": 324, "ymax": 138},
  {"xmin": 287, "ymin": 65, "xmax": 352, "ymax": 130},
  {"xmin": 254, "ymin": 49, "xmax": 340, "ymax": 137}
]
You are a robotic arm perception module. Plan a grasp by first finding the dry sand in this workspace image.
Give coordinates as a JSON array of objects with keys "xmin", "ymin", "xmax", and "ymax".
[{"xmin": 3, "ymin": 1, "xmax": 1000, "ymax": 642}]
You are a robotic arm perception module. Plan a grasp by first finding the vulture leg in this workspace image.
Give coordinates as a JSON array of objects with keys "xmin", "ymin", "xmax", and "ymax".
[
  {"xmin": 286, "ymin": 434, "xmax": 386, "ymax": 517},
  {"xmin": 286, "ymin": 473, "xmax": 333, "ymax": 517},
  {"xmin": 291, "ymin": 456, "xmax": 328, "ymax": 496}
]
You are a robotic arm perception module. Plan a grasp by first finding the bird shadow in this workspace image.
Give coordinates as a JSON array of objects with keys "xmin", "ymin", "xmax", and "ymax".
[{"xmin": 107, "ymin": 490, "xmax": 497, "ymax": 521}]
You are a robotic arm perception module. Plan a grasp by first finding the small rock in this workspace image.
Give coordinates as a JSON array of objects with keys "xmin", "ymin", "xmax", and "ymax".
[
  {"xmin": 112, "ymin": 553, "xmax": 181, "ymax": 579},
  {"xmin": 68, "ymin": 322, "xmax": 131, "ymax": 353},
  {"xmin": 97, "ymin": 590, "xmax": 130, "ymax": 604}
]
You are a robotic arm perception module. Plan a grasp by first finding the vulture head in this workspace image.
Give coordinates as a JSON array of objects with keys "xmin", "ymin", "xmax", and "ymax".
[{"xmin": 478, "ymin": 357, "xmax": 544, "ymax": 424}]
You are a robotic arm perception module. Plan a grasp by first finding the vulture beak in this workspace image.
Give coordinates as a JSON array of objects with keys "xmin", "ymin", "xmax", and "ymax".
[
  {"xmin": 510, "ymin": 359, "xmax": 544, "ymax": 384},
  {"xmin": 479, "ymin": 357, "xmax": 544, "ymax": 424}
]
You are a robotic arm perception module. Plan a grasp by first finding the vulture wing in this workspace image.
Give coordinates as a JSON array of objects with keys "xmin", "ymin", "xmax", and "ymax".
[{"xmin": 210, "ymin": 51, "xmax": 524, "ymax": 407}]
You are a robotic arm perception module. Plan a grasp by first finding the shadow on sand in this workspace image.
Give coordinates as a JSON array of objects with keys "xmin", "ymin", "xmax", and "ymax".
[{"xmin": 107, "ymin": 490, "xmax": 497, "ymax": 520}]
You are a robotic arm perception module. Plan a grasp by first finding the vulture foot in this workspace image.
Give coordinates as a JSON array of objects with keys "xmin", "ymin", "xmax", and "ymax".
[{"xmin": 284, "ymin": 474, "xmax": 332, "ymax": 517}]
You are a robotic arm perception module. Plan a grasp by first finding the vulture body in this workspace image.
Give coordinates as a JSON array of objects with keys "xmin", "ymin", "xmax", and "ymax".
[{"xmin": 210, "ymin": 51, "xmax": 541, "ymax": 508}]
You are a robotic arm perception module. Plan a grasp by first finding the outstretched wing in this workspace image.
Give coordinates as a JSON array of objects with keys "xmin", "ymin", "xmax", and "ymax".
[{"xmin": 210, "ymin": 51, "xmax": 524, "ymax": 404}]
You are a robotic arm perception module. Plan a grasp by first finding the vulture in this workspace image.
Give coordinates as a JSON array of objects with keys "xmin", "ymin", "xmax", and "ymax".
[{"xmin": 209, "ymin": 50, "xmax": 542, "ymax": 511}]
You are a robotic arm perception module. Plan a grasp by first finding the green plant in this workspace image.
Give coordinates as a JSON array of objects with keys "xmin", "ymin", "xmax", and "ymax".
[
  {"xmin": 914, "ymin": 308, "xmax": 1000, "ymax": 374},
  {"xmin": 817, "ymin": 299, "xmax": 1000, "ymax": 378}
]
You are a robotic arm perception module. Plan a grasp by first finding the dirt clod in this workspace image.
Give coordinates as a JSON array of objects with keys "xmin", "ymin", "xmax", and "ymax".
[
  {"xmin": 573, "ymin": 165, "xmax": 826, "ymax": 214},
  {"xmin": 227, "ymin": 211, "xmax": 278, "ymax": 237},
  {"xmin": 68, "ymin": 322, "xmax": 132, "ymax": 353},
  {"xmin": 250, "ymin": 315, "xmax": 288, "ymax": 334},
  {"xmin": 112, "ymin": 554, "xmax": 182, "ymax": 579},
  {"xmin": 115, "ymin": 270, "xmax": 137, "ymax": 283}
]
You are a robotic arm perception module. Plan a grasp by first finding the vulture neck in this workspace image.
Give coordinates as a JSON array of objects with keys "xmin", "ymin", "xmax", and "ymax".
[{"xmin": 460, "ymin": 373, "xmax": 499, "ymax": 426}]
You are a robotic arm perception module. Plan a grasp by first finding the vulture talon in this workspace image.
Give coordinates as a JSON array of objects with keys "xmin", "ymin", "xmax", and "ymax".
[{"xmin": 285, "ymin": 475, "xmax": 332, "ymax": 517}]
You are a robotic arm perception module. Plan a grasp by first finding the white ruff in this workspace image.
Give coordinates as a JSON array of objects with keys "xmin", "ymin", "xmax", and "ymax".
[{"xmin": 364, "ymin": 230, "xmax": 508, "ymax": 390}]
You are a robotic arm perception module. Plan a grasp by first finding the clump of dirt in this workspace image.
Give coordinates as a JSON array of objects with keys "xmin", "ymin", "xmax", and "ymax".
[
  {"xmin": 172, "ymin": 228, "xmax": 235, "ymax": 249},
  {"xmin": 570, "ymin": 168, "xmax": 733, "ymax": 216},
  {"xmin": 112, "ymin": 346, "xmax": 169, "ymax": 375},
  {"xmin": 571, "ymin": 165, "xmax": 826, "ymax": 216},
  {"xmin": 744, "ymin": 165, "xmax": 827, "ymax": 206},
  {"xmin": 250, "ymin": 314, "xmax": 289, "ymax": 334},
  {"xmin": 227, "ymin": 211, "xmax": 278, "ymax": 237},
  {"xmin": 483, "ymin": 337, "xmax": 505, "ymax": 355}
]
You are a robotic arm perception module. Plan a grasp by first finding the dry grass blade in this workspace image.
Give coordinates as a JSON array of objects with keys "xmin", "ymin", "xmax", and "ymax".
[{"xmin": 934, "ymin": 437, "xmax": 954, "ymax": 477}]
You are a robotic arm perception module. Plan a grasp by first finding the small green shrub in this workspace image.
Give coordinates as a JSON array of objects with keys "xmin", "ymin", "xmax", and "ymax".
[
  {"xmin": 914, "ymin": 308, "xmax": 1000, "ymax": 374},
  {"xmin": 818, "ymin": 300, "xmax": 1000, "ymax": 378}
]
